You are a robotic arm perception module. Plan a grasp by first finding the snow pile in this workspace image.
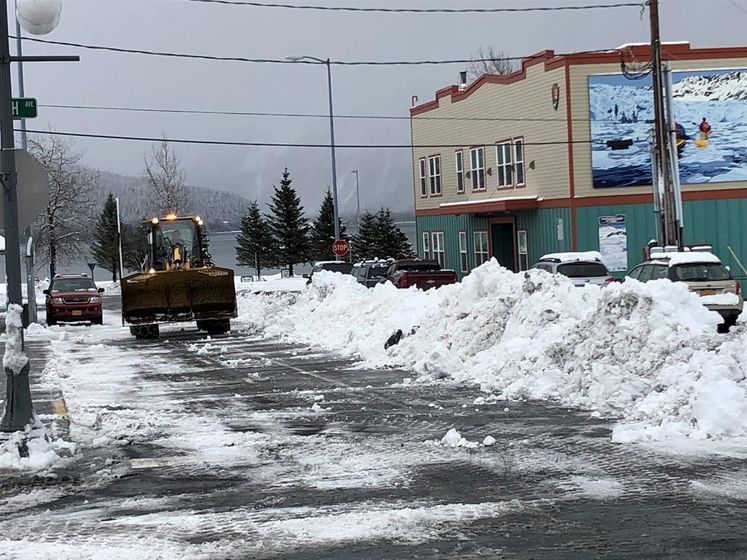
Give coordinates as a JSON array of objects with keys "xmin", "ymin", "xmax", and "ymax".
[
  {"xmin": 236, "ymin": 262, "xmax": 747, "ymax": 444},
  {"xmin": 3, "ymin": 304, "xmax": 29, "ymax": 374},
  {"xmin": 0, "ymin": 423, "xmax": 69, "ymax": 471}
]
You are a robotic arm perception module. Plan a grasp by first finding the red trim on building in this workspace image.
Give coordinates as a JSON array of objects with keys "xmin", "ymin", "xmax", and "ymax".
[
  {"xmin": 415, "ymin": 188, "xmax": 747, "ymax": 217},
  {"xmin": 410, "ymin": 43, "xmax": 747, "ymax": 117},
  {"xmin": 564, "ymin": 64, "xmax": 577, "ymax": 250}
]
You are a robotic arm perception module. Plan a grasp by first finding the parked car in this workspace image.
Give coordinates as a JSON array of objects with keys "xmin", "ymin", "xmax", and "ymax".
[
  {"xmin": 380, "ymin": 259, "xmax": 458, "ymax": 290},
  {"xmin": 304, "ymin": 261, "xmax": 355, "ymax": 285},
  {"xmin": 532, "ymin": 252, "xmax": 615, "ymax": 287},
  {"xmin": 627, "ymin": 250, "xmax": 743, "ymax": 332},
  {"xmin": 44, "ymin": 274, "xmax": 104, "ymax": 326},
  {"xmin": 352, "ymin": 260, "xmax": 392, "ymax": 288}
]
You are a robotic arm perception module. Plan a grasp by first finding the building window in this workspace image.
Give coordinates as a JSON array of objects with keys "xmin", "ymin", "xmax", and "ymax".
[
  {"xmin": 455, "ymin": 150, "xmax": 464, "ymax": 193},
  {"xmin": 458, "ymin": 231, "xmax": 468, "ymax": 273},
  {"xmin": 496, "ymin": 142, "xmax": 513, "ymax": 187},
  {"xmin": 517, "ymin": 229, "xmax": 528, "ymax": 271},
  {"xmin": 422, "ymin": 231, "xmax": 431, "ymax": 259},
  {"xmin": 514, "ymin": 138, "xmax": 525, "ymax": 186},
  {"xmin": 419, "ymin": 158, "xmax": 427, "ymax": 197},
  {"xmin": 428, "ymin": 155, "xmax": 442, "ymax": 195},
  {"xmin": 470, "ymin": 147, "xmax": 485, "ymax": 190},
  {"xmin": 474, "ymin": 231, "xmax": 488, "ymax": 266},
  {"xmin": 431, "ymin": 232, "xmax": 445, "ymax": 267}
]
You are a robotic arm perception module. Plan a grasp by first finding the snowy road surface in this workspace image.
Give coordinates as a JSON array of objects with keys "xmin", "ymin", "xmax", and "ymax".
[{"xmin": 1, "ymin": 299, "xmax": 747, "ymax": 559}]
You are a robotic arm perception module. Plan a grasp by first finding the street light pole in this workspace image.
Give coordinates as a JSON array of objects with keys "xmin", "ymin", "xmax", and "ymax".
[
  {"xmin": 351, "ymin": 169, "xmax": 360, "ymax": 231},
  {"xmin": 286, "ymin": 54, "xmax": 341, "ymax": 258}
]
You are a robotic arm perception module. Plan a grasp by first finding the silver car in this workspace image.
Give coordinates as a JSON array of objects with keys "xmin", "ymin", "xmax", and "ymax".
[{"xmin": 533, "ymin": 252, "xmax": 615, "ymax": 287}]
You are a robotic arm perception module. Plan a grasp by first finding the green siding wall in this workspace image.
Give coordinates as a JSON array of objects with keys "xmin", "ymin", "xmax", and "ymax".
[
  {"xmin": 515, "ymin": 208, "xmax": 572, "ymax": 266},
  {"xmin": 418, "ymin": 197, "xmax": 747, "ymax": 280},
  {"xmin": 576, "ymin": 198, "xmax": 747, "ymax": 277}
]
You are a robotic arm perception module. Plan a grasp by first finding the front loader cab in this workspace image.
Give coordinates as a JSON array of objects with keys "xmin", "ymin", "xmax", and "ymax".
[{"xmin": 147, "ymin": 215, "xmax": 212, "ymax": 272}]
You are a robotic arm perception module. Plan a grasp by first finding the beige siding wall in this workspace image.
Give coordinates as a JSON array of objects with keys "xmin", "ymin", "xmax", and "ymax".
[
  {"xmin": 411, "ymin": 64, "xmax": 570, "ymax": 211},
  {"xmin": 570, "ymin": 57, "xmax": 747, "ymax": 198}
]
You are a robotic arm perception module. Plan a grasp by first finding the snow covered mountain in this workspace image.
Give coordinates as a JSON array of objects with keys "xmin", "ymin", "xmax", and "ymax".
[{"xmin": 672, "ymin": 71, "xmax": 747, "ymax": 101}]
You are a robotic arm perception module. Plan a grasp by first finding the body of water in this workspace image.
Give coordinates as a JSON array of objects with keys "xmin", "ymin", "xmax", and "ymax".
[{"xmin": 2, "ymin": 222, "xmax": 418, "ymax": 281}]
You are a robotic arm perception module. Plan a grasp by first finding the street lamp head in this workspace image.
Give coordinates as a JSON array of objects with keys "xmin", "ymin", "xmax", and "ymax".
[
  {"xmin": 285, "ymin": 54, "xmax": 326, "ymax": 64},
  {"xmin": 16, "ymin": 0, "xmax": 62, "ymax": 35},
  {"xmin": 285, "ymin": 55, "xmax": 304, "ymax": 62}
]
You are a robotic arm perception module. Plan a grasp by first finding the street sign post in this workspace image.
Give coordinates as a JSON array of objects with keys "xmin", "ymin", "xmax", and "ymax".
[
  {"xmin": 11, "ymin": 97, "xmax": 36, "ymax": 119},
  {"xmin": 0, "ymin": 149, "xmax": 49, "ymax": 229},
  {"xmin": 332, "ymin": 239, "xmax": 349, "ymax": 257},
  {"xmin": 87, "ymin": 262, "xmax": 96, "ymax": 281}
]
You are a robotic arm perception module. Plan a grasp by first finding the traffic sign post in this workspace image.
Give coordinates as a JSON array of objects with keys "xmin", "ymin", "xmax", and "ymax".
[
  {"xmin": 87, "ymin": 262, "xmax": 96, "ymax": 281},
  {"xmin": 332, "ymin": 239, "xmax": 349, "ymax": 257},
  {"xmin": 11, "ymin": 97, "xmax": 36, "ymax": 119}
]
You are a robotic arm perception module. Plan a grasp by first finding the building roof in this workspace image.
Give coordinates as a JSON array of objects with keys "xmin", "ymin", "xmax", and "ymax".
[{"xmin": 411, "ymin": 42, "xmax": 747, "ymax": 116}]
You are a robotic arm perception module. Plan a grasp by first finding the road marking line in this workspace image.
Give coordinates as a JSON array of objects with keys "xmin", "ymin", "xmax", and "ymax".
[{"xmin": 52, "ymin": 398, "xmax": 68, "ymax": 418}]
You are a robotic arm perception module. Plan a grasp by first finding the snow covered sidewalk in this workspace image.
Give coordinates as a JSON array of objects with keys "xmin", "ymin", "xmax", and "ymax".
[{"xmin": 235, "ymin": 260, "xmax": 747, "ymax": 449}]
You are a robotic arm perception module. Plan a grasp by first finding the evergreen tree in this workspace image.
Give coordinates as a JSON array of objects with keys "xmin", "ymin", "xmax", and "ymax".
[
  {"xmin": 89, "ymin": 194, "xmax": 121, "ymax": 281},
  {"xmin": 236, "ymin": 200, "xmax": 274, "ymax": 279},
  {"xmin": 351, "ymin": 209, "xmax": 414, "ymax": 260},
  {"xmin": 122, "ymin": 221, "xmax": 149, "ymax": 272},
  {"xmin": 351, "ymin": 211, "xmax": 377, "ymax": 260},
  {"xmin": 266, "ymin": 168, "xmax": 311, "ymax": 276},
  {"xmin": 310, "ymin": 190, "xmax": 348, "ymax": 261}
]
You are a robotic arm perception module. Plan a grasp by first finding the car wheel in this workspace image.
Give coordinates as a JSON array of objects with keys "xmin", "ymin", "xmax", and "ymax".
[
  {"xmin": 718, "ymin": 315, "xmax": 738, "ymax": 333},
  {"xmin": 47, "ymin": 317, "xmax": 56, "ymax": 326},
  {"xmin": 92, "ymin": 315, "xmax": 103, "ymax": 326}
]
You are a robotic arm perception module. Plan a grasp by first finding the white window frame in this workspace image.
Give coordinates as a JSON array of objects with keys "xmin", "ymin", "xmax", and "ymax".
[
  {"xmin": 455, "ymin": 150, "xmax": 464, "ymax": 193},
  {"xmin": 431, "ymin": 232, "xmax": 445, "ymax": 268},
  {"xmin": 496, "ymin": 141, "xmax": 513, "ymax": 187},
  {"xmin": 517, "ymin": 229, "xmax": 528, "ymax": 271},
  {"xmin": 514, "ymin": 137, "xmax": 525, "ymax": 186},
  {"xmin": 428, "ymin": 155, "xmax": 442, "ymax": 195},
  {"xmin": 469, "ymin": 147, "xmax": 485, "ymax": 190},
  {"xmin": 422, "ymin": 231, "xmax": 431, "ymax": 259},
  {"xmin": 458, "ymin": 231, "xmax": 468, "ymax": 273},
  {"xmin": 474, "ymin": 231, "xmax": 489, "ymax": 266},
  {"xmin": 419, "ymin": 158, "xmax": 427, "ymax": 197}
]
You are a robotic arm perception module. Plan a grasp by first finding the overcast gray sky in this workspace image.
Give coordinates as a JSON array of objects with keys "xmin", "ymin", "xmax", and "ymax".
[{"xmin": 13, "ymin": 0, "xmax": 747, "ymax": 215}]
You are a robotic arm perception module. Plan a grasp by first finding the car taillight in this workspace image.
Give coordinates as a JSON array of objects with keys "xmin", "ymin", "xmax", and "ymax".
[
  {"xmin": 736, "ymin": 281, "xmax": 742, "ymax": 295},
  {"xmin": 399, "ymin": 275, "xmax": 410, "ymax": 288},
  {"xmin": 604, "ymin": 277, "xmax": 618, "ymax": 285}
]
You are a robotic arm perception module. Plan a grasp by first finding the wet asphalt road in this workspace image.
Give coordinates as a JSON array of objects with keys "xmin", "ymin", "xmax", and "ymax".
[{"xmin": 1, "ymin": 296, "xmax": 747, "ymax": 559}]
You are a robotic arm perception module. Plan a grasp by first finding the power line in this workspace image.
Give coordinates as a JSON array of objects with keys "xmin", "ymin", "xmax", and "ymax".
[
  {"xmin": 21, "ymin": 128, "xmax": 626, "ymax": 148},
  {"xmin": 39, "ymin": 102, "xmax": 596, "ymax": 123},
  {"xmin": 12, "ymin": 36, "xmax": 616, "ymax": 66},
  {"xmin": 184, "ymin": 0, "xmax": 646, "ymax": 14}
]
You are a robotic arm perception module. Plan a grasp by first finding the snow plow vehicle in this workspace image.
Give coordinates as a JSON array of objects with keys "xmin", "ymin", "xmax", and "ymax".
[{"xmin": 121, "ymin": 214, "xmax": 237, "ymax": 339}]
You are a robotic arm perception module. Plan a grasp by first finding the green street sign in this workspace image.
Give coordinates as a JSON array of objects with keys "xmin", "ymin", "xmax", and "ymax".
[{"xmin": 12, "ymin": 98, "xmax": 37, "ymax": 119}]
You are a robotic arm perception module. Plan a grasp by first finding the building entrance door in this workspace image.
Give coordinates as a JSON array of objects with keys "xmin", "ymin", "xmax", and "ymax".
[{"xmin": 491, "ymin": 222, "xmax": 516, "ymax": 271}]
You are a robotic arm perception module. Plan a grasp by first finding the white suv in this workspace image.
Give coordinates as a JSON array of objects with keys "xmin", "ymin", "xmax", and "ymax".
[
  {"xmin": 533, "ymin": 252, "xmax": 615, "ymax": 287},
  {"xmin": 627, "ymin": 249, "xmax": 743, "ymax": 332}
]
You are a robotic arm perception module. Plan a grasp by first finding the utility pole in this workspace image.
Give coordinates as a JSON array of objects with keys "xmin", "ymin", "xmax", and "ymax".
[
  {"xmin": 351, "ymin": 169, "xmax": 360, "ymax": 231},
  {"xmin": 1, "ymin": 0, "xmax": 79, "ymax": 433},
  {"xmin": 648, "ymin": 0, "xmax": 678, "ymax": 248}
]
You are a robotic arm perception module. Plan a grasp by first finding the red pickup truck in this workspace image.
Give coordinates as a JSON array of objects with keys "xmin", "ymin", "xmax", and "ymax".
[{"xmin": 382, "ymin": 259, "xmax": 458, "ymax": 290}]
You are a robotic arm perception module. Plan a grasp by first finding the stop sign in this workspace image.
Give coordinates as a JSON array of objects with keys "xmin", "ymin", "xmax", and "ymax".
[{"xmin": 332, "ymin": 239, "xmax": 349, "ymax": 256}]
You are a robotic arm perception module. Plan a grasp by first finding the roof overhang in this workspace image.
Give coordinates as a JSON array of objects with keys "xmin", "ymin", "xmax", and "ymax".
[{"xmin": 420, "ymin": 196, "xmax": 539, "ymax": 216}]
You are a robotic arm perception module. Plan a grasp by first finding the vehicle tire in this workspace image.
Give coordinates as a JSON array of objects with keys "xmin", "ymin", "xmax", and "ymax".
[
  {"xmin": 92, "ymin": 315, "xmax": 103, "ymax": 326},
  {"xmin": 131, "ymin": 324, "xmax": 159, "ymax": 339},
  {"xmin": 47, "ymin": 316, "xmax": 56, "ymax": 327},
  {"xmin": 205, "ymin": 319, "xmax": 230, "ymax": 335},
  {"xmin": 719, "ymin": 315, "xmax": 738, "ymax": 333},
  {"xmin": 196, "ymin": 320, "xmax": 208, "ymax": 331}
]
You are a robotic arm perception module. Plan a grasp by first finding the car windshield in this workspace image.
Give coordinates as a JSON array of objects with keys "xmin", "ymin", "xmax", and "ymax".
[
  {"xmin": 313, "ymin": 263, "xmax": 353, "ymax": 274},
  {"xmin": 556, "ymin": 262, "xmax": 608, "ymax": 278},
  {"xmin": 367, "ymin": 265, "xmax": 389, "ymax": 278},
  {"xmin": 672, "ymin": 263, "xmax": 730, "ymax": 282},
  {"xmin": 52, "ymin": 278, "xmax": 97, "ymax": 291}
]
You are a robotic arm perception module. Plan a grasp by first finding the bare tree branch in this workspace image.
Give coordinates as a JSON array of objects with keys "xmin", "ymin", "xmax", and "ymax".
[
  {"xmin": 28, "ymin": 135, "xmax": 97, "ymax": 277},
  {"xmin": 467, "ymin": 46, "xmax": 516, "ymax": 82},
  {"xmin": 144, "ymin": 139, "xmax": 188, "ymax": 215}
]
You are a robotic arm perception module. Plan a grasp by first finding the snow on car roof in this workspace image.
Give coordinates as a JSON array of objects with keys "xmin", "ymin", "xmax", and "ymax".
[
  {"xmin": 665, "ymin": 252, "xmax": 722, "ymax": 267},
  {"xmin": 539, "ymin": 251, "xmax": 603, "ymax": 263}
]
